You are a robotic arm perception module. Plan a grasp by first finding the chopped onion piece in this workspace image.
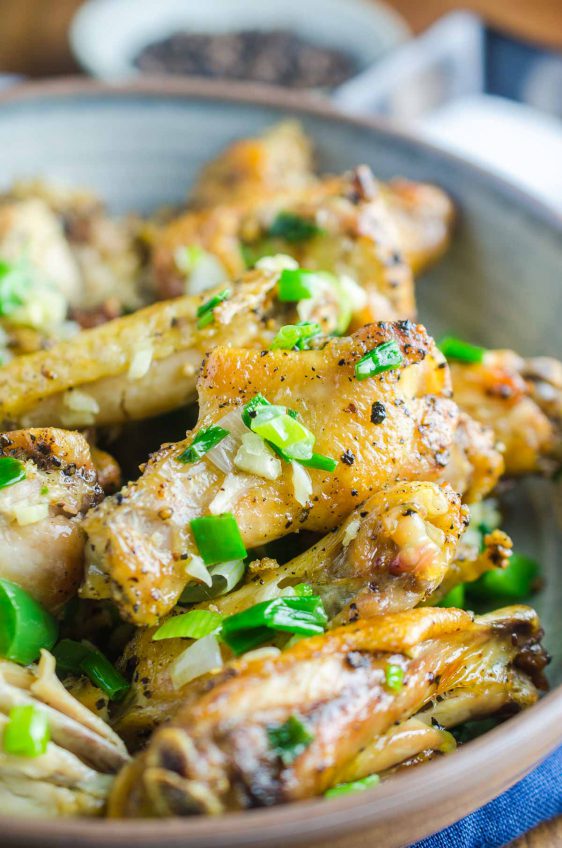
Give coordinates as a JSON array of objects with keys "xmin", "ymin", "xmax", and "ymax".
[
  {"xmin": 12, "ymin": 502, "xmax": 49, "ymax": 526},
  {"xmin": 63, "ymin": 389, "xmax": 100, "ymax": 414},
  {"xmin": 243, "ymin": 646, "xmax": 281, "ymax": 662},
  {"xmin": 209, "ymin": 472, "xmax": 257, "ymax": 514},
  {"xmin": 169, "ymin": 634, "xmax": 223, "ymax": 689},
  {"xmin": 128, "ymin": 345, "xmax": 153, "ymax": 380},
  {"xmin": 205, "ymin": 408, "xmax": 248, "ymax": 473},
  {"xmin": 184, "ymin": 554, "xmax": 212, "ymax": 587},
  {"xmin": 339, "ymin": 274, "xmax": 368, "ymax": 311},
  {"xmin": 176, "ymin": 246, "xmax": 227, "ymax": 296},
  {"xmin": 255, "ymin": 254, "xmax": 298, "ymax": 274},
  {"xmin": 234, "ymin": 433, "xmax": 282, "ymax": 480},
  {"xmin": 291, "ymin": 461, "xmax": 312, "ymax": 506},
  {"xmin": 342, "ymin": 517, "xmax": 361, "ymax": 547},
  {"xmin": 181, "ymin": 559, "xmax": 246, "ymax": 603}
]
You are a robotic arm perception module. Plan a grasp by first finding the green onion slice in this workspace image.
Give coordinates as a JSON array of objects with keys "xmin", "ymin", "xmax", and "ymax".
[
  {"xmin": 437, "ymin": 583, "xmax": 466, "ymax": 609},
  {"xmin": 250, "ymin": 407, "xmax": 315, "ymax": 461},
  {"xmin": 0, "ymin": 579, "xmax": 58, "ymax": 665},
  {"xmin": 3, "ymin": 705, "xmax": 50, "ymax": 758},
  {"xmin": 438, "ymin": 336, "xmax": 486, "ymax": 364},
  {"xmin": 0, "ymin": 257, "xmax": 33, "ymax": 317},
  {"xmin": 221, "ymin": 596, "xmax": 327, "ymax": 655},
  {"xmin": 270, "ymin": 322, "xmax": 321, "ymax": 351},
  {"xmin": 153, "ymin": 610, "xmax": 223, "ymax": 641},
  {"xmin": 293, "ymin": 583, "xmax": 314, "ymax": 597},
  {"xmin": 190, "ymin": 513, "xmax": 247, "ymax": 566},
  {"xmin": 298, "ymin": 452, "xmax": 337, "ymax": 472},
  {"xmin": 53, "ymin": 639, "xmax": 129, "ymax": 701},
  {"xmin": 385, "ymin": 663, "xmax": 405, "ymax": 692},
  {"xmin": 196, "ymin": 288, "xmax": 231, "ymax": 329},
  {"xmin": 267, "ymin": 715, "xmax": 314, "ymax": 765},
  {"xmin": 178, "ymin": 426, "xmax": 229, "ymax": 464},
  {"xmin": 468, "ymin": 553, "xmax": 538, "ymax": 602},
  {"xmin": 241, "ymin": 393, "xmax": 271, "ymax": 428},
  {"xmin": 0, "ymin": 457, "xmax": 26, "ymax": 490},
  {"xmin": 355, "ymin": 341, "xmax": 403, "ymax": 381},
  {"xmin": 180, "ymin": 559, "xmax": 246, "ymax": 603},
  {"xmin": 278, "ymin": 269, "xmax": 319, "ymax": 302},
  {"xmin": 325, "ymin": 774, "xmax": 380, "ymax": 799},
  {"xmin": 268, "ymin": 213, "xmax": 322, "ymax": 243}
]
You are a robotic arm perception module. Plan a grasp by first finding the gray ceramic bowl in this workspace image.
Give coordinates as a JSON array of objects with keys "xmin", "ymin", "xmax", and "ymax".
[{"xmin": 0, "ymin": 79, "xmax": 560, "ymax": 848}]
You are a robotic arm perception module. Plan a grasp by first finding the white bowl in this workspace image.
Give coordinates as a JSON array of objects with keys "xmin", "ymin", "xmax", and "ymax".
[{"xmin": 70, "ymin": 0, "xmax": 409, "ymax": 83}]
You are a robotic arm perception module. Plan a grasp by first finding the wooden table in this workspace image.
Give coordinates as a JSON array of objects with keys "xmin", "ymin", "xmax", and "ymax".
[{"xmin": 0, "ymin": 0, "xmax": 558, "ymax": 844}]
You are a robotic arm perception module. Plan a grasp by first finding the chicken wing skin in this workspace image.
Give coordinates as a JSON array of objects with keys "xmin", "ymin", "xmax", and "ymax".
[
  {"xmin": 108, "ymin": 605, "xmax": 546, "ymax": 816},
  {"xmin": 451, "ymin": 349, "xmax": 562, "ymax": 476},
  {"xmin": 0, "ymin": 262, "xmax": 334, "ymax": 430},
  {"xmin": 439, "ymin": 411, "xmax": 504, "ymax": 503},
  {"xmin": 0, "ymin": 428, "xmax": 102, "ymax": 611},
  {"xmin": 154, "ymin": 166, "xmax": 415, "ymax": 325},
  {"xmin": 81, "ymin": 321, "xmax": 460, "ymax": 624}
]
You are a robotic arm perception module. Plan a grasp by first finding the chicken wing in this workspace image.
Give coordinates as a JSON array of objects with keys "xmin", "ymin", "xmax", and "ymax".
[
  {"xmin": 0, "ymin": 260, "xmax": 340, "ymax": 430},
  {"xmin": 0, "ymin": 428, "xmax": 102, "ymax": 611},
  {"xmin": 81, "ymin": 321, "xmax": 461, "ymax": 624},
  {"xmin": 153, "ymin": 166, "xmax": 415, "ymax": 326},
  {"xmin": 451, "ymin": 349, "xmax": 562, "ymax": 476},
  {"xmin": 108, "ymin": 605, "xmax": 546, "ymax": 816}
]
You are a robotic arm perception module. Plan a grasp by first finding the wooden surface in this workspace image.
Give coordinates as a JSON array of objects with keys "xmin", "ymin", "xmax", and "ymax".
[{"xmin": 0, "ymin": 0, "xmax": 558, "ymax": 846}]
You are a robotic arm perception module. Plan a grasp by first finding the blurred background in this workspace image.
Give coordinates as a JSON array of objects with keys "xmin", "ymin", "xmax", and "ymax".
[{"xmin": 0, "ymin": 0, "xmax": 560, "ymax": 210}]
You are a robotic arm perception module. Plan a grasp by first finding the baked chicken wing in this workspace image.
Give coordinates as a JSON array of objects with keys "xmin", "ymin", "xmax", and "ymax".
[
  {"xmin": 108, "ymin": 605, "xmax": 547, "ymax": 816},
  {"xmin": 81, "ymin": 321, "xmax": 462, "ymax": 624}
]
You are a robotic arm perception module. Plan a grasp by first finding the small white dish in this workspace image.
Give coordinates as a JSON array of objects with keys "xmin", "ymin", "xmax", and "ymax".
[{"xmin": 70, "ymin": 0, "xmax": 409, "ymax": 83}]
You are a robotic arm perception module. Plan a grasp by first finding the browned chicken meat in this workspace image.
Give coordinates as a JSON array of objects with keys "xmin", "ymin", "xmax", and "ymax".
[
  {"xmin": 108, "ymin": 605, "xmax": 547, "ymax": 816},
  {"xmin": 0, "ymin": 428, "xmax": 102, "ymax": 611},
  {"xmin": 451, "ymin": 349, "xmax": 562, "ymax": 476},
  {"xmin": 112, "ymin": 481, "xmax": 469, "ymax": 744},
  {"xmin": 80, "ymin": 321, "xmax": 471, "ymax": 625},
  {"xmin": 153, "ymin": 166, "xmax": 416, "ymax": 327}
]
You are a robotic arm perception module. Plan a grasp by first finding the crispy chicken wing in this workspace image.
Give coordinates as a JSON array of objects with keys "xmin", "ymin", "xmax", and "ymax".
[
  {"xmin": 81, "ymin": 321, "xmax": 460, "ymax": 624},
  {"xmin": 113, "ymin": 481, "xmax": 468, "ymax": 744},
  {"xmin": 0, "ymin": 428, "xmax": 102, "ymax": 611},
  {"xmin": 451, "ymin": 349, "xmax": 562, "ymax": 476},
  {"xmin": 154, "ymin": 166, "xmax": 415, "ymax": 325},
  {"xmin": 108, "ymin": 605, "xmax": 546, "ymax": 816},
  {"xmin": 0, "ymin": 260, "xmax": 340, "ymax": 430}
]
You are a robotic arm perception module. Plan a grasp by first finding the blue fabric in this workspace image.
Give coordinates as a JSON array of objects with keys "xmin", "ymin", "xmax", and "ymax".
[{"xmin": 412, "ymin": 746, "xmax": 562, "ymax": 848}]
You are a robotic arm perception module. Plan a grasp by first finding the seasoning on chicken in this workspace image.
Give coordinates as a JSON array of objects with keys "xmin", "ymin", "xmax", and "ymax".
[
  {"xmin": 0, "ymin": 428, "xmax": 102, "ymax": 611},
  {"xmin": 108, "ymin": 605, "xmax": 547, "ymax": 816}
]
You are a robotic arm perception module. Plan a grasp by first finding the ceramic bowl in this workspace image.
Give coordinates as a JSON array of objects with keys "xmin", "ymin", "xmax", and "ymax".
[
  {"xmin": 0, "ymin": 78, "xmax": 560, "ymax": 848},
  {"xmin": 70, "ymin": 0, "xmax": 409, "ymax": 83}
]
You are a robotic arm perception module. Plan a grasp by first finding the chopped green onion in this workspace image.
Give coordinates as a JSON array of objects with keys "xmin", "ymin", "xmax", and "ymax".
[
  {"xmin": 221, "ymin": 596, "xmax": 327, "ymax": 655},
  {"xmin": 190, "ymin": 513, "xmax": 247, "ymax": 566},
  {"xmin": 468, "ymin": 553, "xmax": 539, "ymax": 602},
  {"xmin": 180, "ymin": 559, "xmax": 246, "ymax": 603},
  {"xmin": 385, "ymin": 663, "xmax": 404, "ymax": 692},
  {"xmin": 152, "ymin": 610, "xmax": 222, "ymax": 641},
  {"xmin": 0, "ymin": 579, "xmax": 58, "ymax": 665},
  {"xmin": 325, "ymin": 774, "xmax": 380, "ymax": 799},
  {"xmin": 270, "ymin": 322, "xmax": 321, "ymax": 351},
  {"xmin": 293, "ymin": 583, "xmax": 314, "ymax": 597},
  {"xmin": 53, "ymin": 639, "xmax": 129, "ymax": 701},
  {"xmin": 298, "ymin": 452, "xmax": 338, "ymax": 472},
  {"xmin": 3, "ymin": 705, "xmax": 49, "ymax": 757},
  {"xmin": 267, "ymin": 715, "xmax": 314, "ymax": 764},
  {"xmin": 241, "ymin": 393, "xmax": 271, "ymax": 428},
  {"xmin": 196, "ymin": 288, "xmax": 231, "ymax": 329},
  {"xmin": 437, "ymin": 584, "xmax": 466, "ymax": 609},
  {"xmin": 268, "ymin": 213, "xmax": 322, "ymax": 243},
  {"xmin": 250, "ymin": 407, "xmax": 315, "ymax": 461},
  {"xmin": 0, "ymin": 258, "xmax": 33, "ymax": 317},
  {"xmin": 439, "ymin": 336, "xmax": 486, "ymax": 364},
  {"xmin": 278, "ymin": 269, "xmax": 318, "ymax": 302},
  {"xmin": 178, "ymin": 426, "xmax": 229, "ymax": 464},
  {"xmin": 355, "ymin": 341, "xmax": 403, "ymax": 381},
  {"xmin": 0, "ymin": 456, "xmax": 26, "ymax": 490}
]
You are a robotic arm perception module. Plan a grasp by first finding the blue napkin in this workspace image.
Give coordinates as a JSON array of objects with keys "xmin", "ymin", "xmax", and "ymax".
[{"xmin": 412, "ymin": 746, "xmax": 562, "ymax": 848}]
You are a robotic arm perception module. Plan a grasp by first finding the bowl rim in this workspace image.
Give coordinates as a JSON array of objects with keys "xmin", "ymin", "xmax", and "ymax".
[{"xmin": 0, "ymin": 76, "xmax": 560, "ymax": 847}]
